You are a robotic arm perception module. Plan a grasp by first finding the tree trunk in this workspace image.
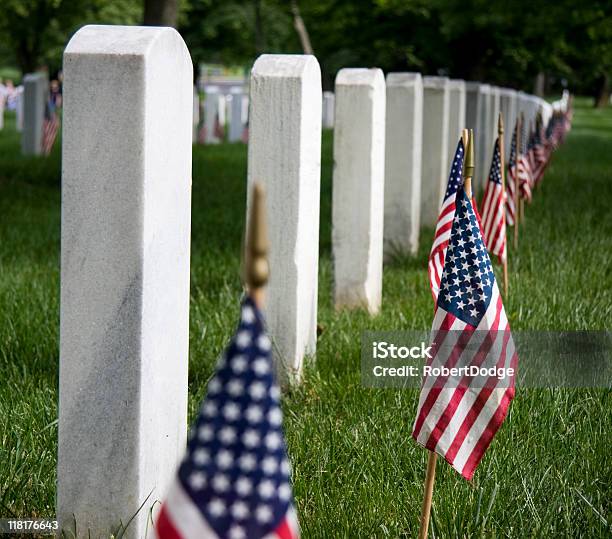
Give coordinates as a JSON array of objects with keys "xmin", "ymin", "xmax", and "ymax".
[
  {"xmin": 143, "ymin": 0, "xmax": 179, "ymax": 27},
  {"xmin": 290, "ymin": 1, "xmax": 313, "ymax": 55},
  {"xmin": 594, "ymin": 74, "xmax": 610, "ymax": 108},
  {"xmin": 254, "ymin": 0, "xmax": 265, "ymax": 54}
]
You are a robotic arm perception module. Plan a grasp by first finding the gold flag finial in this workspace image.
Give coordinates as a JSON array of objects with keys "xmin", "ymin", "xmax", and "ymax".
[
  {"xmin": 465, "ymin": 128, "xmax": 475, "ymax": 179},
  {"xmin": 244, "ymin": 183, "xmax": 270, "ymax": 303},
  {"xmin": 498, "ymin": 111, "xmax": 504, "ymax": 136},
  {"xmin": 463, "ymin": 129, "xmax": 474, "ymax": 198}
]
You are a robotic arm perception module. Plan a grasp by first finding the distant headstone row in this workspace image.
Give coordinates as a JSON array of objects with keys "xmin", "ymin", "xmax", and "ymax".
[{"xmin": 56, "ymin": 25, "xmax": 567, "ymax": 538}]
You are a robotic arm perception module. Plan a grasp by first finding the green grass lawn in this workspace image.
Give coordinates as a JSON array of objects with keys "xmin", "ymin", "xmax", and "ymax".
[{"xmin": 0, "ymin": 99, "xmax": 611, "ymax": 537}]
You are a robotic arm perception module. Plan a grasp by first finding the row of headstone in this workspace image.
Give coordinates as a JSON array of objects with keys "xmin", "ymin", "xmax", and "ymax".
[
  {"xmin": 193, "ymin": 87, "xmax": 248, "ymax": 144},
  {"xmin": 57, "ymin": 25, "xmax": 556, "ymax": 538}
]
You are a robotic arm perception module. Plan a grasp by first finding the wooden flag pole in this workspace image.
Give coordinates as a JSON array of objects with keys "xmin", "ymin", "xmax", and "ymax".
[
  {"xmin": 417, "ymin": 128, "xmax": 474, "ymax": 539},
  {"xmin": 244, "ymin": 182, "xmax": 270, "ymax": 308},
  {"xmin": 498, "ymin": 113, "xmax": 509, "ymax": 297},
  {"xmin": 513, "ymin": 116, "xmax": 520, "ymax": 249},
  {"xmin": 417, "ymin": 451, "xmax": 438, "ymax": 539}
]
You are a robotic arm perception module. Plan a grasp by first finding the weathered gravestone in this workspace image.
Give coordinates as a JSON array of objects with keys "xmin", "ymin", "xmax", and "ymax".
[
  {"xmin": 384, "ymin": 72, "xmax": 423, "ymax": 257},
  {"xmin": 193, "ymin": 86, "xmax": 199, "ymax": 143},
  {"xmin": 228, "ymin": 89, "xmax": 247, "ymax": 142},
  {"xmin": 322, "ymin": 91, "xmax": 335, "ymax": 128},
  {"xmin": 247, "ymin": 54, "xmax": 321, "ymax": 383},
  {"xmin": 15, "ymin": 88, "xmax": 23, "ymax": 132},
  {"xmin": 448, "ymin": 79, "xmax": 466, "ymax": 165},
  {"xmin": 332, "ymin": 68, "xmax": 385, "ymax": 314},
  {"xmin": 476, "ymin": 83, "xmax": 492, "ymax": 192},
  {"xmin": 421, "ymin": 76, "xmax": 450, "ymax": 227},
  {"xmin": 204, "ymin": 89, "xmax": 225, "ymax": 144},
  {"xmin": 22, "ymin": 73, "xmax": 46, "ymax": 155},
  {"xmin": 465, "ymin": 82, "xmax": 482, "ymax": 135},
  {"xmin": 499, "ymin": 88, "xmax": 518, "ymax": 155},
  {"xmin": 58, "ymin": 25, "xmax": 192, "ymax": 538}
]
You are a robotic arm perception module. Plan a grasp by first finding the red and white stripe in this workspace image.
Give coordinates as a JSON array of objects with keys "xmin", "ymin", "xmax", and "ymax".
[
  {"xmin": 155, "ymin": 481, "xmax": 300, "ymax": 539},
  {"xmin": 42, "ymin": 115, "xmax": 60, "ymax": 156},
  {"xmin": 412, "ymin": 284, "xmax": 516, "ymax": 480},
  {"xmin": 518, "ymin": 155, "xmax": 532, "ymax": 203},
  {"xmin": 506, "ymin": 168, "xmax": 517, "ymax": 226},
  {"xmin": 428, "ymin": 195, "xmax": 455, "ymax": 301},
  {"xmin": 480, "ymin": 183, "xmax": 506, "ymax": 264}
]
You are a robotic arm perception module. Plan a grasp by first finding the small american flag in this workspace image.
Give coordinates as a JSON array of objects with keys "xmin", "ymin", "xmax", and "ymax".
[
  {"xmin": 518, "ymin": 120, "xmax": 533, "ymax": 202},
  {"xmin": 528, "ymin": 123, "xmax": 548, "ymax": 187},
  {"xmin": 413, "ymin": 188, "xmax": 517, "ymax": 480},
  {"xmin": 156, "ymin": 296, "xmax": 299, "ymax": 539},
  {"xmin": 428, "ymin": 139, "xmax": 464, "ymax": 301},
  {"xmin": 42, "ymin": 113, "xmax": 60, "ymax": 156},
  {"xmin": 508, "ymin": 122, "xmax": 531, "ymax": 206},
  {"xmin": 480, "ymin": 138, "xmax": 506, "ymax": 264},
  {"xmin": 505, "ymin": 125, "xmax": 518, "ymax": 226}
]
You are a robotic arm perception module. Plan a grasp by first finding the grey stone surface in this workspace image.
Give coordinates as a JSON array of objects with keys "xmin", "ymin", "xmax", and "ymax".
[
  {"xmin": 193, "ymin": 86, "xmax": 199, "ymax": 142},
  {"xmin": 247, "ymin": 54, "xmax": 322, "ymax": 383},
  {"xmin": 332, "ymin": 68, "xmax": 385, "ymax": 314},
  {"xmin": 421, "ymin": 76, "xmax": 450, "ymax": 227},
  {"xmin": 21, "ymin": 73, "xmax": 46, "ymax": 155},
  {"xmin": 204, "ymin": 91, "xmax": 225, "ymax": 144},
  {"xmin": 15, "ymin": 88, "xmax": 23, "ymax": 132},
  {"xmin": 476, "ymin": 84, "xmax": 492, "ymax": 193},
  {"xmin": 228, "ymin": 90, "xmax": 247, "ymax": 142},
  {"xmin": 384, "ymin": 72, "xmax": 423, "ymax": 257},
  {"xmin": 448, "ymin": 79, "xmax": 466, "ymax": 168},
  {"xmin": 322, "ymin": 91, "xmax": 334, "ymax": 128},
  {"xmin": 58, "ymin": 25, "xmax": 192, "ymax": 538},
  {"xmin": 499, "ymin": 88, "xmax": 518, "ymax": 156}
]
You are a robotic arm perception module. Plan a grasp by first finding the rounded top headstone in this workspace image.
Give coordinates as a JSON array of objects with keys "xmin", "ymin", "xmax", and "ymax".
[
  {"xmin": 386, "ymin": 72, "xmax": 422, "ymax": 87},
  {"xmin": 251, "ymin": 54, "xmax": 320, "ymax": 81},
  {"xmin": 335, "ymin": 68, "xmax": 384, "ymax": 89}
]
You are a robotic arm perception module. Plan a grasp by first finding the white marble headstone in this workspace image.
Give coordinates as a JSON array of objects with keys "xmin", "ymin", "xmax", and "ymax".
[
  {"xmin": 58, "ymin": 25, "xmax": 192, "ymax": 538},
  {"xmin": 332, "ymin": 68, "xmax": 385, "ymax": 313},
  {"xmin": 384, "ymin": 72, "xmax": 423, "ymax": 257},
  {"xmin": 421, "ymin": 76, "xmax": 450, "ymax": 227},
  {"xmin": 247, "ymin": 54, "xmax": 322, "ymax": 383}
]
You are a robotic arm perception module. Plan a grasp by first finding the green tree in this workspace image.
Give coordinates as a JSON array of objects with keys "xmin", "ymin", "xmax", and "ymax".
[{"xmin": 0, "ymin": 0, "xmax": 142, "ymax": 75}]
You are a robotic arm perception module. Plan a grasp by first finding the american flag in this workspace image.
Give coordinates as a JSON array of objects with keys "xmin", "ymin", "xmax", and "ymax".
[
  {"xmin": 505, "ymin": 125, "xmax": 518, "ymax": 226},
  {"xmin": 518, "ymin": 120, "xmax": 533, "ymax": 202},
  {"xmin": 42, "ymin": 113, "xmax": 60, "ymax": 156},
  {"xmin": 413, "ymin": 188, "xmax": 517, "ymax": 480},
  {"xmin": 480, "ymin": 138, "xmax": 506, "ymax": 264},
  {"xmin": 156, "ymin": 296, "xmax": 299, "ymax": 539},
  {"xmin": 528, "ymin": 122, "xmax": 548, "ymax": 186},
  {"xmin": 429, "ymin": 139, "xmax": 464, "ymax": 301}
]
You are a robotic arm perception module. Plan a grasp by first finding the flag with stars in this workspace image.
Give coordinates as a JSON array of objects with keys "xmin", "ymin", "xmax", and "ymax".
[
  {"xmin": 480, "ymin": 138, "xmax": 506, "ymax": 264},
  {"xmin": 413, "ymin": 188, "xmax": 517, "ymax": 480},
  {"xmin": 528, "ymin": 121, "xmax": 548, "ymax": 187},
  {"xmin": 518, "ymin": 120, "xmax": 533, "ymax": 202},
  {"xmin": 156, "ymin": 296, "xmax": 299, "ymax": 539},
  {"xmin": 429, "ymin": 138, "xmax": 465, "ymax": 301}
]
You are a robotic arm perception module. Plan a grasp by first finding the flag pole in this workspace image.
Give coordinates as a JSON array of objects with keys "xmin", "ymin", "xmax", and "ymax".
[
  {"xmin": 244, "ymin": 182, "xmax": 270, "ymax": 308},
  {"xmin": 513, "ymin": 116, "xmax": 520, "ymax": 248},
  {"xmin": 498, "ymin": 113, "xmax": 509, "ymax": 297}
]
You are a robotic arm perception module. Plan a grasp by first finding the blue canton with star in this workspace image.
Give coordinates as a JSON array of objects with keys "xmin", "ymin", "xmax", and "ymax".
[
  {"xmin": 444, "ymin": 139, "xmax": 465, "ymax": 199},
  {"xmin": 178, "ymin": 297, "xmax": 293, "ymax": 539},
  {"xmin": 437, "ymin": 190, "xmax": 495, "ymax": 326},
  {"xmin": 488, "ymin": 139, "xmax": 502, "ymax": 185}
]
